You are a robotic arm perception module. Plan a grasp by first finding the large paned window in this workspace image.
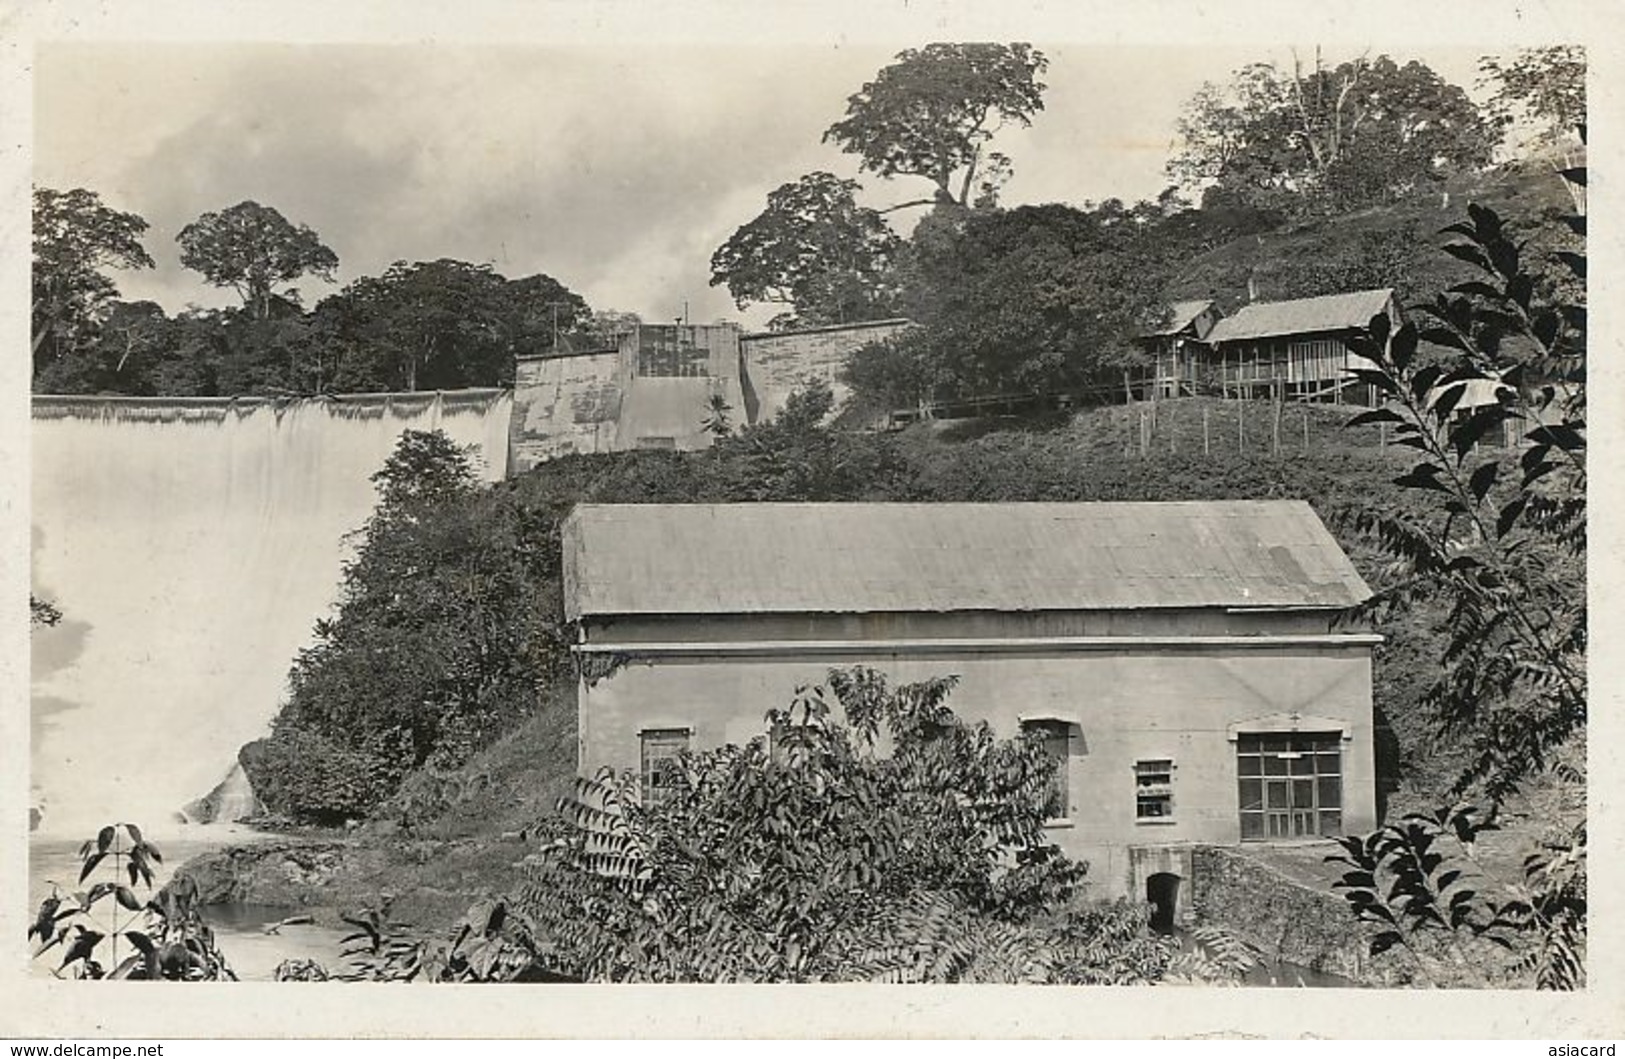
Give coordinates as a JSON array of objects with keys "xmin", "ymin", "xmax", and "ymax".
[
  {"xmin": 640, "ymin": 727, "xmax": 690, "ymax": 806},
  {"xmin": 1021, "ymin": 720, "xmax": 1071, "ymax": 821},
  {"xmin": 1236, "ymin": 732, "xmax": 1342, "ymax": 839}
]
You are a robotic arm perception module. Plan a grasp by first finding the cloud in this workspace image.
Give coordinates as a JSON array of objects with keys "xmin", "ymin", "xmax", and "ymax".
[{"xmin": 34, "ymin": 41, "xmax": 1490, "ymax": 322}]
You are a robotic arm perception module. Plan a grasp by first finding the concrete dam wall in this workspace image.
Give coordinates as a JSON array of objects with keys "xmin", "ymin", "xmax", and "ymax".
[{"xmin": 29, "ymin": 391, "xmax": 513, "ymax": 836}]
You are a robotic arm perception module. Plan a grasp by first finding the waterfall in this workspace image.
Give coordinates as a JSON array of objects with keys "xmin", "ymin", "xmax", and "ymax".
[
  {"xmin": 30, "ymin": 391, "xmax": 513, "ymax": 836},
  {"xmin": 181, "ymin": 761, "xmax": 263, "ymax": 825}
]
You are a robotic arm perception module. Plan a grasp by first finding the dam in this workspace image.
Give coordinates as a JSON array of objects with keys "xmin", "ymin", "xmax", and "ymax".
[{"xmin": 29, "ymin": 391, "xmax": 513, "ymax": 836}]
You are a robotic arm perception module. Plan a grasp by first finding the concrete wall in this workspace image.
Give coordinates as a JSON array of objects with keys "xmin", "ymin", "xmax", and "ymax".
[
  {"xmin": 509, "ymin": 319, "xmax": 912, "ymax": 466},
  {"xmin": 510, "ymin": 350, "xmax": 623, "ymax": 471},
  {"xmin": 576, "ymin": 615, "xmax": 1377, "ymax": 899},
  {"xmin": 740, "ymin": 319, "xmax": 913, "ymax": 423},
  {"xmin": 510, "ymin": 324, "xmax": 749, "ymax": 468}
]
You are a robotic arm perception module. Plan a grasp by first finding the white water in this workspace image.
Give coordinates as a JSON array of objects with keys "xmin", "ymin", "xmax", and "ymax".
[{"xmin": 30, "ymin": 392, "xmax": 513, "ymax": 837}]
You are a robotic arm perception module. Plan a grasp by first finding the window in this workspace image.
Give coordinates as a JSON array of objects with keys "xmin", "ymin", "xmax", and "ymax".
[
  {"xmin": 1135, "ymin": 759, "xmax": 1175, "ymax": 820},
  {"xmin": 640, "ymin": 727, "xmax": 690, "ymax": 806},
  {"xmin": 1236, "ymin": 732, "xmax": 1342, "ymax": 839},
  {"xmin": 634, "ymin": 435, "xmax": 676, "ymax": 450},
  {"xmin": 1021, "ymin": 720, "xmax": 1071, "ymax": 820}
]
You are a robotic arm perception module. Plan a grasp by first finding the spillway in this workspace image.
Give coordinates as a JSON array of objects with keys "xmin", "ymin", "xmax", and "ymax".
[{"xmin": 29, "ymin": 391, "xmax": 513, "ymax": 837}]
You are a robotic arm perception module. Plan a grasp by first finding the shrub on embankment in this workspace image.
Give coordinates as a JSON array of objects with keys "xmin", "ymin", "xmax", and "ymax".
[{"xmin": 242, "ymin": 431, "xmax": 571, "ymax": 824}]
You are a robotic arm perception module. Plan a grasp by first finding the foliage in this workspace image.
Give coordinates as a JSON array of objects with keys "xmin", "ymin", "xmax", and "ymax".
[
  {"xmin": 1327, "ymin": 805, "xmax": 1584, "ymax": 989},
  {"xmin": 312, "ymin": 258, "xmax": 587, "ymax": 391},
  {"xmin": 851, "ymin": 200, "xmax": 1171, "ymax": 403},
  {"xmin": 1333, "ymin": 148, "xmax": 1585, "ymax": 986},
  {"xmin": 510, "ymin": 668, "xmax": 1156, "ymax": 982},
  {"xmin": 1169, "ymin": 53, "xmax": 1496, "ymax": 214},
  {"xmin": 701, "ymin": 394, "xmax": 734, "ymax": 439},
  {"xmin": 177, "ymin": 201, "xmax": 339, "ymax": 320},
  {"xmin": 30, "ymin": 823, "xmax": 236, "ymax": 981},
  {"xmin": 333, "ymin": 896, "xmax": 547, "ymax": 982},
  {"xmin": 1479, "ymin": 47, "xmax": 1586, "ymax": 212},
  {"xmin": 824, "ymin": 43, "xmax": 1047, "ymax": 209},
  {"xmin": 245, "ymin": 430, "xmax": 569, "ymax": 822},
  {"xmin": 31, "ymin": 187, "xmax": 156, "ymax": 379},
  {"xmin": 709, "ymin": 172, "xmax": 903, "ymax": 328}
]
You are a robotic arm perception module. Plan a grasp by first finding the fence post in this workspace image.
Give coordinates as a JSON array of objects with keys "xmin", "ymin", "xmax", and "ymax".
[
  {"xmin": 1238, "ymin": 405, "xmax": 1245, "ymax": 453},
  {"xmin": 1203, "ymin": 406, "xmax": 1210, "ymax": 456},
  {"xmin": 1272, "ymin": 388, "xmax": 1283, "ymax": 456},
  {"xmin": 1302, "ymin": 408, "xmax": 1310, "ymax": 457}
]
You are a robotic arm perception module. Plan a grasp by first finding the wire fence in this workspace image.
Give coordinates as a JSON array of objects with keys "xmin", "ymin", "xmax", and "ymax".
[{"xmin": 1080, "ymin": 396, "xmax": 1521, "ymax": 461}]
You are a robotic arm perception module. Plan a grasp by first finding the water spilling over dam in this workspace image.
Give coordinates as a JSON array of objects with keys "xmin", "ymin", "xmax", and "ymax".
[{"xmin": 30, "ymin": 391, "xmax": 513, "ymax": 836}]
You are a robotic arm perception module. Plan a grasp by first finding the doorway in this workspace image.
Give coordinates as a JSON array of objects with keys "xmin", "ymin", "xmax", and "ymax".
[{"xmin": 1146, "ymin": 872, "xmax": 1181, "ymax": 934}]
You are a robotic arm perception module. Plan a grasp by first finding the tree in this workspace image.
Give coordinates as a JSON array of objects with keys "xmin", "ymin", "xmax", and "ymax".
[
  {"xmin": 824, "ymin": 43, "xmax": 1047, "ymax": 210},
  {"xmin": 244, "ymin": 429, "xmax": 569, "ymax": 822},
  {"xmin": 1480, "ymin": 47, "xmax": 1586, "ymax": 211},
  {"xmin": 177, "ymin": 201, "xmax": 339, "ymax": 320},
  {"xmin": 1329, "ymin": 155, "xmax": 1585, "ymax": 987},
  {"xmin": 569, "ymin": 309, "xmax": 641, "ymax": 350},
  {"xmin": 700, "ymin": 394, "xmax": 734, "ymax": 439},
  {"xmin": 1168, "ymin": 53, "xmax": 1496, "ymax": 213},
  {"xmin": 314, "ymin": 260, "xmax": 588, "ymax": 391},
  {"xmin": 31, "ymin": 187, "xmax": 155, "ymax": 379},
  {"xmin": 709, "ymin": 172, "xmax": 903, "ymax": 328},
  {"xmin": 859, "ymin": 200, "xmax": 1170, "ymax": 403}
]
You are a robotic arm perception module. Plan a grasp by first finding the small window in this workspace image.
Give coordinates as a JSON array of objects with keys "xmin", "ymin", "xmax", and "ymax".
[
  {"xmin": 1021, "ymin": 720, "xmax": 1071, "ymax": 820},
  {"xmin": 640, "ymin": 728, "xmax": 690, "ymax": 806},
  {"xmin": 1135, "ymin": 759, "xmax": 1175, "ymax": 820}
]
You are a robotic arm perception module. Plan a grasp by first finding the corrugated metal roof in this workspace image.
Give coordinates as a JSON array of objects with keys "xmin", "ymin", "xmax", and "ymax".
[
  {"xmin": 1205, "ymin": 289, "xmax": 1395, "ymax": 344},
  {"xmin": 1143, "ymin": 300, "xmax": 1215, "ymax": 338},
  {"xmin": 563, "ymin": 501, "xmax": 1371, "ymax": 619}
]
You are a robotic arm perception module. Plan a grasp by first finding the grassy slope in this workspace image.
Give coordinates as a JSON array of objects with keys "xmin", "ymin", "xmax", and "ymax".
[{"xmin": 1165, "ymin": 163, "xmax": 1575, "ymax": 311}]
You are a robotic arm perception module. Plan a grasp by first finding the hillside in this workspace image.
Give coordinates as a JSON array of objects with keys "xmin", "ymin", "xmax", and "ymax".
[{"xmin": 1163, "ymin": 162, "xmax": 1576, "ymax": 313}]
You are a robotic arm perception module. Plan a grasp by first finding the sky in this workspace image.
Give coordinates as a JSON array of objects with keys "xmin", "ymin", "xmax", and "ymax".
[{"xmin": 35, "ymin": 41, "xmax": 1488, "ymax": 330}]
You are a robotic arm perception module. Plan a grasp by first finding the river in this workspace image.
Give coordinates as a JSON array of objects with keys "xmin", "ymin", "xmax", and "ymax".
[{"xmin": 27, "ymin": 826, "xmax": 351, "ymax": 981}]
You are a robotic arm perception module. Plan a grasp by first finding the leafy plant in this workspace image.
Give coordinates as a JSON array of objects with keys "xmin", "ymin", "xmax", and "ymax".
[
  {"xmin": 500, "ymin": 668, "xmax": 1226, "ymax": 984},
  {"xmin": 334, "ymin": 896, "xmax": 557, "ymax": 983},
  {"xmin": 1333, "ymin": 136, "xmax": 1584, "ymax": 987},
  {"xmin": 30, "ymin": 823, "xmax": 236, "ymax": 981}
]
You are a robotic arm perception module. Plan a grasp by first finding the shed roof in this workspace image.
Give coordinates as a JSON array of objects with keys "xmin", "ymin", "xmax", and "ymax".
[
  {"xmin": 1204, "ymin": 289, "xmax": 1395, "ymax": 344},
  {"xmin": 562, "ymin": 501, "xmax": 1370, "ymax": 619},
  {"xmin": 1142, "ymin": 300, "xmax": 1216, "ymax": 338}
]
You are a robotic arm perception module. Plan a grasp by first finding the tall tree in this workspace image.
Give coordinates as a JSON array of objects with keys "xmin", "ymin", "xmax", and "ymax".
[
  {"xmin": 31, "ymin": 187, "xmax": 155, "ymax": 379},
  {"xmin": 824, "ymin": 43, "xmax": 1047, "ymax": 210},
  {"xmin": 1480, "ymin": 46, "xmax": 1586, "ymax": 211},
  {"xmin": 176, "ymin": 201, "xmax": 339, "ymax": 320},
  {"xmin": 709, "ymin": 172, "xmax": 903, "ymax": 329},
  {"xmin": 1168, "ymin": 53, "xmax": 1496, "ymax": 213}
]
